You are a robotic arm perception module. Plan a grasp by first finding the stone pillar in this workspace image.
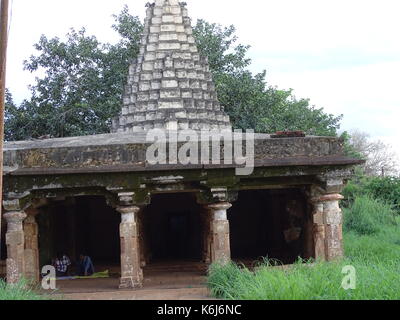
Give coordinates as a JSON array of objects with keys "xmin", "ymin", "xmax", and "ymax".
[
  {"xmin": 136, "ymin": 208, "xmax": 148, "ymax": 268},
  {"xmin": 206, "ymin": 202, "xmax": 232, "ymax": 264},
  {"xmin": 4, "ymin": 210, "xmax": 27, "ymax": 284},
  {"xmin": 311, "ymin": 194, "xmax": 344, "ymax": 261},
  {"xmin": 310, "ymin": 200, "xmax": 326, "ymax": 260},
  {"xmin": 116, "ymin": 205, "xmax": 143, "ymax": 289},
  {"xmin": 65, "ymin": 200, "xmax": 77, "ymax": 263},
  {"xmin": 303, "ymin": 202, "xmax": 316, "ymax": 260},
  {"xmin": 23, "ymin": 210, "xmax": 40, "ymax": 283},
  {"xmin": 201, "ymin": 207, "xmax": 212, "ymax": 264},
  {"xmin": 137, "ymin": 211, "xmax": 144, "ymax": 268}
]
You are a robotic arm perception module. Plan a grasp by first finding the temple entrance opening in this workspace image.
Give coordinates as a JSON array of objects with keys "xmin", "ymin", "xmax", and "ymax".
[
  {"xmin": 142, "ymin": 193, "xmax": 206, "ymax": 273},
  {"xmin": 37, "ymin": 196, "xmax": 121, "ymax": 275},
  {"xmin": 230, "ymin": 189, "xmax": 312, "ymax": 266}
]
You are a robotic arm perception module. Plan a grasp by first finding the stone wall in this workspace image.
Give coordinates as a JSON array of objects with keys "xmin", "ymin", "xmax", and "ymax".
[{"xmin": 4, "ymin": 134, "xmax": 354, "ymax": 175}]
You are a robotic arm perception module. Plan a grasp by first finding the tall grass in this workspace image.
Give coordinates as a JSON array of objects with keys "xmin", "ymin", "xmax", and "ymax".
[
  {"xmin": 207, "ymin": 195, "xmax": 400, "ymax": 300},
  {"xmin": 0, "ymin": 279, "xmax": 45, "ymax": 300},
  {"xmin": 343, "ymin": 195, "xmax": 397, "ymax": 235},
  {"xmin": 208, "ymin": 257, "xmax": 400, "ymax": 300}
]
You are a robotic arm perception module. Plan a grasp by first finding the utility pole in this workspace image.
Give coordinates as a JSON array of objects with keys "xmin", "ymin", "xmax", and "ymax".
[{"xmin": 0, "ymin": 0, "xmax": 9, "ymax": 257}]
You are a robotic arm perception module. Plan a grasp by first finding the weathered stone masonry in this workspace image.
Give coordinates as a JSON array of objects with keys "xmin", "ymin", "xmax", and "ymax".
[
  {"xmin": 1, "ymin": 158, "xmax": 359, "ymax": 287},
  {"xmin": 112, "ymin": 0, "xmax": 231, "ymax": 132},
  {"xmin": 207, "ymin": 202, "xmax": 232, "ymax": 264},
  {"xmin": 1, "ymin": 0, "xmax": 363, "ymax": 288},
  {"xmin": 311, "ymin": 192, "xmax": 345, "ymax": 261},
  {"xmin": 3, "ymin": 200, "xmax": 27, "ymax": 284},
  {"xmin": 23, "ymin": 209, "xmax": 40, "ymax": 283},
  {"xmin": 116, "ymin": 202, "xmax": 143, "ymax": 289}
]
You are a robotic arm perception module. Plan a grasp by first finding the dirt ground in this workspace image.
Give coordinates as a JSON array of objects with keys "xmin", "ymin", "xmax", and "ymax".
[{"xmin": 48, "ymin": 269, "xmax": 214, "ymax": 300}]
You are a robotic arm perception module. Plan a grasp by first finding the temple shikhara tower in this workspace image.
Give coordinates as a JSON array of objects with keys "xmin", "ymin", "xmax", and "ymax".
[
  {"xmin": 1, "ymin": 0, "xmax": 362, "ymax": 290},
  {"xmin": 112, "ymin": 0, "xmax": 231, "ymax": 132}
]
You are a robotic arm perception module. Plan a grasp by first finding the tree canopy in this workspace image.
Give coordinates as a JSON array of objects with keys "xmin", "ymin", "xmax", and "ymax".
[{"xmin": 5, "ymin": 6, "xmax": 342, "ymax": 141}]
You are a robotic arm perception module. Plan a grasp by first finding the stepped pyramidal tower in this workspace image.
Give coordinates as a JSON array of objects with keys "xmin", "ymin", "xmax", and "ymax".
[{"xmin": 112, "ymin": 0, "xmax": 232, "ymax": 133}]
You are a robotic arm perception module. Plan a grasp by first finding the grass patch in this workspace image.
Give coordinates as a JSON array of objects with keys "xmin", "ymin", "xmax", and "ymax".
[
  {"xmin": 207, "ymin": 197, "xmax": 400, "ymax": 300},
  {"xmin": 0, "ymin": 279, "xmax": 47, "ymax": 300},
  {"xmin": 343, "ymin": 195, "xmax": 397, "ymax": 236},
  {"xmin": 208, "ymin": 257, "xmax": 400, "ymax": 300}
]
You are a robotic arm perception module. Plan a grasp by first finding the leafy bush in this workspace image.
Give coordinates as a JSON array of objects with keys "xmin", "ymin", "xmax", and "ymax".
[
  {"xmin": 343, "ymin": 176, "xmax": 400, "ymax": 214},
  {"xmin": 363, "ymin": 177, "xmax": 400, "ymax": 213},
  {"xmin": 342, "ymin": 179, "xmax": 364, "ymax": 207}
]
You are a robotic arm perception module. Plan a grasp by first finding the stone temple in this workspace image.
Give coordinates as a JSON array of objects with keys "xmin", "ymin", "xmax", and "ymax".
[
  {"xmin": 1, "ymin": 0, "xmax": 362, "ymax": 289},
  {"xmin": 112, "ymin": 0, "xmax": 231, "ymax": 133}
]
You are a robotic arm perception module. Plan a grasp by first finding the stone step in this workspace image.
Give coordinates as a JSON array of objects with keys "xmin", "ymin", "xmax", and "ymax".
[{"xmin": 144, "ymin": 262, "xmax": 208, "ymax": 274}]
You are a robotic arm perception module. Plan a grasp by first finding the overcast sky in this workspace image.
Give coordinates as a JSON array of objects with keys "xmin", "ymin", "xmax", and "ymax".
[{"xmin": 5, "ymin": 0, "xmax": 400, "ymax": 160}]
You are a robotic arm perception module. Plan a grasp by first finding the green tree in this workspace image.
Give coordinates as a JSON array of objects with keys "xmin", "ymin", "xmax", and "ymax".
[
  {"xmin": 193, "ymin": 19, "xmax": 342, "ymax": 135},
  {"xmin": 4, "ymin": 90, "xmax": 39, "ymax": 141},
  {"xmin": 21, "ymin": 27, "xmax": 140, "ymax": 138},
  {"xmin": 193, "ymin": 20, "xmax": 251, "ymax": 75},
  {"xmin": 5, "ymin": 89, "xmax": 18, "ymax": 141},
  {"xmin": 5, "ymin": 6, "xmax": 343, "ymax": 140},
  {"xmin": 6, "ymin": 6, "xmax": 142, "ymax": 140},
  {"xmin": 340, "ymin": 131, "xmax": 365, "ymax": 159}
]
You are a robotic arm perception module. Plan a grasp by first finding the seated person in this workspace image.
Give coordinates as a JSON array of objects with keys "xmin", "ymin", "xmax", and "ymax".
[
  {"xmin": 77, "ymin": 254, "xmax": 95, "ymax": 277},
  {"xmin": 54, "ymin": 252, "xmax": 71, "ymax": 277}
]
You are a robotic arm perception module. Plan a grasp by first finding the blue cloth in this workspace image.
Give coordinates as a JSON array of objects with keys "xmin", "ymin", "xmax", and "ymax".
[{"xmin": 78, "ymin": 256, "xmax": 94, "ymax": 276}]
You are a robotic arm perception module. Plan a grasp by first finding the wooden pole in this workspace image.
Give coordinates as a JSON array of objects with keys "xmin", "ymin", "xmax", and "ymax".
[{"xmin": 0, "ymin": 0, "xmax": 9, "ymax": 259}]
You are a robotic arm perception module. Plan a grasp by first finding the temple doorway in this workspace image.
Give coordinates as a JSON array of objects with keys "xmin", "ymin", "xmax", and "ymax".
[
  {"xmin": 37, "ymin": 196, "xmax": 121, "ymax": 275},
  {"xmin": 141, "ymin": 193, "xmax": 205, "ymax": 272},
  {"xmin": 230, "ymin": 189, "xmax": 312, "ymax": 265}
]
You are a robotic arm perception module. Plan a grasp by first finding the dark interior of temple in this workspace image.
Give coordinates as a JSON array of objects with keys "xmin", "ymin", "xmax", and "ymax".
[
  {"xmin": 0, "ymin": 218, "xmax": 6, "ymax": 261},
  {"xmin": 6, "ymin": 188, "xmax": 311, "ymax": 273},
  {"xmin": 230, "ymin": 189, "xmax": 310, "ymax": 265},
  {"xmin": 142, "ymin": 193, "xmax": 203, "ymax": 263},
  {"xmin": 37, "ymin": 196, "xmax": 120, "ymax": 268}
]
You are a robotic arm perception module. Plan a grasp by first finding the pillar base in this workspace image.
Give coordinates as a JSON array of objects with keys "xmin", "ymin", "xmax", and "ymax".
[
  {"xmin": 6, "ymin": 258, "xmax": 20, "ymax": 285},
  {"xmin": 119, "ymin": 276, "xmax": 143, "ymax": 290}
]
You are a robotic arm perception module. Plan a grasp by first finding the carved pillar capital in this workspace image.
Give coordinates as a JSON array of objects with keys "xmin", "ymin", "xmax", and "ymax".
[
  {"xmin": 116, "ymin": 205, "xmax": 141, "ymax": 219},
  {"xmin": 206, "ymin": 202, "xmax": 232, "ymax": 221},
  {"xmin": 315, "ymin": 170, "xmax": 351, "ymax": 194},
  {"xmin": 197, "ymin": 187, "xmax": 238, "ymax": 205},
  {"xmin": 311, "ymin": 194, "xmax": 344, "ymax": 204},
  {"xmin": 117, "ymin": 191, "xmax": 151, "ymax": 207},
  {"xmin": 4, "ymin": 211, "xmax": 27, "ymax": 231},
  {"xmin": 3, "ymin": 193, "xmax": 32, "ymax": 212}
]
